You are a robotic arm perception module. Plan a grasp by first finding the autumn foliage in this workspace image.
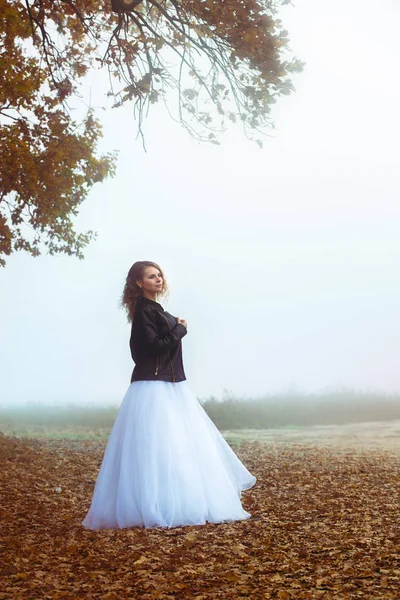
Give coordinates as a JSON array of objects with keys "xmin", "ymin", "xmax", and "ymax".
[
  {"xmin": 0, "ymin": 0, "xmax": 301, "ymax": 265},
  {"xmin": 0, "ymin": 1, "xmax": 117, "ymax": 266},
  {"xmin": 1, "ymin": 434, "xmax": 400, "ymax": 599}
]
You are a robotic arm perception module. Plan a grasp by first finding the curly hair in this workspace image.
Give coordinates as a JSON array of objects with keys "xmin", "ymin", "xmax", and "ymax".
[{"xmin": 121, "ymin": 261, "xmax": 169, "ymax": 322}]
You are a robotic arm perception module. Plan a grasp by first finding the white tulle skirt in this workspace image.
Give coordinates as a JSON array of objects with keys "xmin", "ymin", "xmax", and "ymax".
[{"xmin": 82, "ymin": 380, "xmax": 256, "ymax": 530}]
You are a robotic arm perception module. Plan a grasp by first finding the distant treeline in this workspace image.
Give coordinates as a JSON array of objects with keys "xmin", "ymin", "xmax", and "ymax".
[
  {"xmin": 1, "ymin": 390, "xmax": 400, "ymax": 432},
  {"xmin": 201, "ymin": 391, "xmax": 400, "ymax": 429}
]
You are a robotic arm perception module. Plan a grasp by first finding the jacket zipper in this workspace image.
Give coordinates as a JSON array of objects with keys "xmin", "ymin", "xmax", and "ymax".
[
  {"xmin": 162, "ymin": 313, "xmax": 176, "ymax": 383},
  {"xmin": 155, "ymin": 355, "xmax": 159, "ymax": 376}
]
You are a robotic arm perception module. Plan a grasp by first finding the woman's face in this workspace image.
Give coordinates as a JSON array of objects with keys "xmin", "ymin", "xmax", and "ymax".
[{"xmin": 138, "ymin": 266, "xmax": 163, "ymax": 295}]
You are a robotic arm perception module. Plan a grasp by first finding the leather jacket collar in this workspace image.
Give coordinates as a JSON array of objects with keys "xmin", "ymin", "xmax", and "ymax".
[{"xmin": 137, "ymin": 295, "xmax": 164, "ymax": 311}]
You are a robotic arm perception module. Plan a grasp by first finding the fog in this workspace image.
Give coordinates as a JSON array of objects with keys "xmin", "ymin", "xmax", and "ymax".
[{"xmin": 1, "ymin": 0, "xmax": 400, "ymax": 406}]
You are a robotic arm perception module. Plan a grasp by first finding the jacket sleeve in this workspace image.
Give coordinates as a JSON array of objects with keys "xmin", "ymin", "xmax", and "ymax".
[{"xmin": 137, "ymin": 306, "xmax": 187, "ymax": 355}]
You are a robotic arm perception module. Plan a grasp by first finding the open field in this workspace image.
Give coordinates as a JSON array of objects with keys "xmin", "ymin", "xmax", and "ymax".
[
  {"xmin": 223, "ymin": 420, "xmax": 400, "ymax": 453},
  {"xmin": 1, "ymin": 424, "xmax": 400, "ymax": 599},
  {"xmin": 2, "ymin": 390, "xmax": 400, "ymax": 444},
  {"xmin": 2, "ymin": 412, "xmax": 400, "ymax": 453}
]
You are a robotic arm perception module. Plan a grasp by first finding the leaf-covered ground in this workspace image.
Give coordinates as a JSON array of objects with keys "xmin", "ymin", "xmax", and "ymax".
[{"xmin": 1, "ymin": 433, "xmax": 400, "ymax": 599}]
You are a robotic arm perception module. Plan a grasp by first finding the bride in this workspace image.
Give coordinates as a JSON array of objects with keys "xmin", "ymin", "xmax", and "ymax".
[{"xmin": 82, "ymin": 260, "xmax": 256, "ymax": 529}]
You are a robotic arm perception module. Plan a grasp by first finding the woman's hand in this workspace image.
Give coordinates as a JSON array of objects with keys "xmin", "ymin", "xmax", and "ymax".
[{"xmin": 177, "ymin": 317, "xmax": 187, "ymax": 329}]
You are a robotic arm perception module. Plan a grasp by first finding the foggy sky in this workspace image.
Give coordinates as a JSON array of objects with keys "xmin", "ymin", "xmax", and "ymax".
[{"xmin": 1, "ymin": 0, "xmax": 400, "ymax": 406}]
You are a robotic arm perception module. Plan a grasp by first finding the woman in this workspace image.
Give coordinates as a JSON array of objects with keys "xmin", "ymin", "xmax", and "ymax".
[{"xmin": 82, "ymin": 261, "xmax": 256, "ymax": 530}]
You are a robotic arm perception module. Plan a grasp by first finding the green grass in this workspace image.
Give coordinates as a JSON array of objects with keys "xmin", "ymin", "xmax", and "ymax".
[{"xmin": 0, "ymin": 424, "xmax": 112, "ymax": 440}]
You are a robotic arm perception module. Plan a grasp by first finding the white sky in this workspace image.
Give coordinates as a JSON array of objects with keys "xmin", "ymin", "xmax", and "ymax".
[{"xmin": 1, "ymin": 0, "xmax": 400, "ymax": 406}]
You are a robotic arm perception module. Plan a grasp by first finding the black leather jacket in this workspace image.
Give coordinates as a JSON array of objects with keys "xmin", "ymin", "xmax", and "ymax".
[{"xmin": 130, "ymin": 296, "xmax": 187, "ymax": 383}]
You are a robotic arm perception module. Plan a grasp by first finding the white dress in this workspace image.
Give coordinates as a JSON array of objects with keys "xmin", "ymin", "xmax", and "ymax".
[{"xmin": 82, "ymin": 380, "xmax": 256, "ymax": 530}]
